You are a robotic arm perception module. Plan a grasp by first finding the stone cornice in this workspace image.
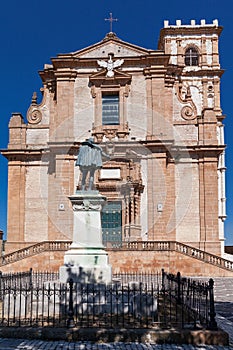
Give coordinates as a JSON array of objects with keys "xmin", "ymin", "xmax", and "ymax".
[
  {"xmin": 142, "ymin": 139, "xmax": 174, "ymax": 146},
  {"xmin": 183, "ymin": 69, "xmax": 224, "ymax": 78},
  {"xmin": 50, "ymin": 54, "xmax": 170, "ymax": 69},
  {"xmin": 39, "ymin": 54, "xmax": 170, "ymax": 83},
  {"xmin": 39, "ymin": 68, "xmax": 55, "ymax": 83},
  {"xmin": 1, "ymin": 149, "xmax": 44, "ymax": 161},
  {"xmin": 89, "ymin": 69, "xmax": 131, "ymax": 87},
  {"xmin": 158, "ymin": 26, "xmax": 223, "ymax": 50},
  {"xmin": 172, "ymin": 144, "xmax": 226, "ymax": 155}
]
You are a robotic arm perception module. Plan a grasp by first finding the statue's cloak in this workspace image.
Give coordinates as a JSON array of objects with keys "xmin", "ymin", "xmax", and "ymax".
[{"xmin": 76, "ymin": 141, "xmax": 103, "ymax": 168}]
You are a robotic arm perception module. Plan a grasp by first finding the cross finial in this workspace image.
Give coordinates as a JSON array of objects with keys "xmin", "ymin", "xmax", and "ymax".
[{"xmin": 105, "ymin": 12, "xmax": 118, "ymax": 33}]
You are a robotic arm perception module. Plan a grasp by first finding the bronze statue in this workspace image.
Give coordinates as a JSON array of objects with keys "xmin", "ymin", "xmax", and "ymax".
[{"xmin": 76, "ymin": 138, "xmax": 110, "ymax": 191}]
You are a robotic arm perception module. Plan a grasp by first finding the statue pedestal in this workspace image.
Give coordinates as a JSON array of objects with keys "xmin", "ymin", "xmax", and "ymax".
[{"xmin": 59, "ymin": 191, "xmax": 112, "ymax": 284}]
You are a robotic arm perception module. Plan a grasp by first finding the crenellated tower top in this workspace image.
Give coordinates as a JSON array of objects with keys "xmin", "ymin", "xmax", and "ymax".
[
  {"xmin": 158, "ymin": 18, "xmax": 222, "ymax": 70},
  {"xmin": 163, "ymin": 19, "xmax": 219, "ymax": 28}
]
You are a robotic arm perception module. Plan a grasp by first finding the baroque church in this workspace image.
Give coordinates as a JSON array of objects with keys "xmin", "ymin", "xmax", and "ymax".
[{"xmin": 1, "ymin": 19, "xmax": 231, "ymax": 276}]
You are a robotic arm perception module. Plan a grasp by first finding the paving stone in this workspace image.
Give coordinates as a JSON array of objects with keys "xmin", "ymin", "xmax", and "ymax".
[{"xmin": 0, "ymin": 341, "xmax": 231, "ymax": 350}]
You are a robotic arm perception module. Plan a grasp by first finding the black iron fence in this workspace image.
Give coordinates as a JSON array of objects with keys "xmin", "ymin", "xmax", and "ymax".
[
  {"xmin": 0, "ymin": 270, "xmax": 159, "ymax": 289},
  {"xmin": 160, "ymin": 269, "xmax": 217, "ymax": 330},
  {"xmin": 0, "ymin": 280, "xmax": 157, "ymax": 328},
  {"xmin": 0, "ymin": 270, "xmax": 217, "ymax": 330},
  {"xmin": 0, "ymin": 270, "xmax": 33, "ymax": 289},
  {"xmin": 113, "ymin": 272, "xmax": 161, "ymax": 287},
  {"xmin": 0, "ymin": 269, "xmax": 59, "ymax": 288}
]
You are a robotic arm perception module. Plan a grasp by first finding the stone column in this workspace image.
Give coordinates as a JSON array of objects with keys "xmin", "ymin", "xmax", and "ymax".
[{"xmin": 59, "ymin": 191, "xmax": 112, "ymax": 284}]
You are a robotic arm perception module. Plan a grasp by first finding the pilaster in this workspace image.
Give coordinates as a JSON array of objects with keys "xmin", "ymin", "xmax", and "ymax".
[
  {"xmin": 198, "ymin": 152, "xmax": 221, "ymax": 255},
  {"xmin": 7, "ymin": 160, "xmax": 26, "ymax": 245}
]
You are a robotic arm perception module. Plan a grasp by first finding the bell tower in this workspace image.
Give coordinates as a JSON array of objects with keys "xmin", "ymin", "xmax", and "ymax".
[{"xmin": 158, "ymin": 19, "xmax": 226, "ymax": 255}]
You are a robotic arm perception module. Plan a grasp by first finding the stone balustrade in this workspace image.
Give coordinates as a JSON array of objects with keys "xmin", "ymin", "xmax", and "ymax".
[
  {"xmin": 123, "ymin": 241, "xmax": 233, "ymax": 272},
  {"xmin": 1, "ymin": 241, "xmax": 72, "ymax": 266},
  {"xmin": 1, "ymin": 240, "xmax": 233, "ymax": 272}
]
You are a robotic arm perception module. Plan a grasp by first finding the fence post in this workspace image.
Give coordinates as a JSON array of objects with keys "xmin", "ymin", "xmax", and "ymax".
[
  {"xmin": 29, "ymin": 268, "xmax": 33, "ymax": 289},
  {"xmin": 161, "ymin": 269, "xmax": 165, "ymax": 291},
  {"xmin": 207, "ymin": 278, "xmax": 218, "ymax": 330},
  {"xmin": 0, "ymin": 271, "xmax": 2, "ymax": 300},
  {"xmin": 177, "ymin": 271, "xmax": 181, "ymax": 304},
  {"xmin": 67, "ymin": 278, "xmax": 75, "ymax": 328}
]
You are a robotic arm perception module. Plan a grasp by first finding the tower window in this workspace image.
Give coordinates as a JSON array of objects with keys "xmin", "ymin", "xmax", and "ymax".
[
  {"xmin": 102, "ymin": 93, "xmax": 119, "ymax": 125},
  {"xmin": 185, "ymin": 47, "xmax": 199, "ymax": 66}
]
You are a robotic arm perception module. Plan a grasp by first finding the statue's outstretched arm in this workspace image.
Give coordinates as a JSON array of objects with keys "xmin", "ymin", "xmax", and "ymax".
[
  {"xmin": 101, "ymin": 150, "xmax": 111, "ymax": 159},
  {"xmin": 93, "ymin": 143, "xmax": 111, "ymax": 159}
]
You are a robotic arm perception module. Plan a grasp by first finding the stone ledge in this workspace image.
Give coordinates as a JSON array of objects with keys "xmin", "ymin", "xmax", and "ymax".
[{"xmin": 0, "ymin": 327, "xmax": 229, "ymax": 345}]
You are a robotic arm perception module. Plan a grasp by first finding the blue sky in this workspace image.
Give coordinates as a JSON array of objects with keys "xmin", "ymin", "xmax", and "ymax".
[{"xmin": 0, "ymin": 0, "xmax": 233, "ymax": 244}]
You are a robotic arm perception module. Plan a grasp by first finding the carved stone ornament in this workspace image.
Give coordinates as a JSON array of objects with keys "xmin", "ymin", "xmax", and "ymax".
[
  {"xmin": 73, "ymin": 199, "xmax": 102, "ymax": 211},
  {"xmin": 97, "ymin": 54, "xmax": 124, "ymax": 78},
  {"xmin": 92, "ymin": 123, "xmax": 129, "ymax": 142},
  {"xmin": 27, "ymin": 109, "xmax": 42, "ymax": 124},
  {"xmin": 181, "ymin": 105, "xmax": 196, "ymax": 121}
]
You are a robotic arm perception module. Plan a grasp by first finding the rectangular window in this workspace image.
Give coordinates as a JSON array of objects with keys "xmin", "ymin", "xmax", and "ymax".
[{"xmin": 102, "ymin": 94, "xmax": 119, "ymax": 125}]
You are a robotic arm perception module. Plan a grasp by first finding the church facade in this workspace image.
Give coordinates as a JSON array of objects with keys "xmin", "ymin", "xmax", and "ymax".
[{"xmin": 2, "ymin": 19, "xmax": 227, "ymax": 271}]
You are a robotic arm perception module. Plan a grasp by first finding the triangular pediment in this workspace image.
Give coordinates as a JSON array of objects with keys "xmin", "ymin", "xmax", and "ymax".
[
  {"xmin": 70, "ymin": 33, "xmax": 153, "ymax": 59},
  {"xmin": 89, "ymin": 68, "xmax": 132, "ymax": 87}
]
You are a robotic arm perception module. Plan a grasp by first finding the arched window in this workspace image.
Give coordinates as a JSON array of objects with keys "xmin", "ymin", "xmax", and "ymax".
[{"xmin": 185, "ymin": 47, "xmax": 199, "ymax": 66}]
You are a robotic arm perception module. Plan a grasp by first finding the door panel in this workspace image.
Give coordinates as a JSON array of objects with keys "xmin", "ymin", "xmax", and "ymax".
[{"xmin": 101, "ymin": 201, "xmax": 122, "ymax": 248}]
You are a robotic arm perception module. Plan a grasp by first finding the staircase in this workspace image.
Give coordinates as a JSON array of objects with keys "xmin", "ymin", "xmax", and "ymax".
[
  {"xmin": 125, "ymin": 241, "xmax": 233, "ymax": 272},
  {"xmin": 1, "ymin": 240, "xmax": 233, "ymax": 273},
  {"xmin": 1, "ymin": 241, "xmax": 71, "ymax": 266}
]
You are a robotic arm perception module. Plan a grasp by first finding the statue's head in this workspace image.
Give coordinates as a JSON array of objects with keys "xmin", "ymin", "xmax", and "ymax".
[{"xmin": 88, "ymin": 137, "xmax": 95, "ymax": 143}]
